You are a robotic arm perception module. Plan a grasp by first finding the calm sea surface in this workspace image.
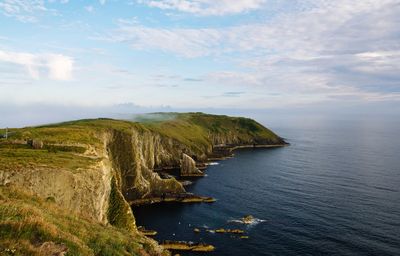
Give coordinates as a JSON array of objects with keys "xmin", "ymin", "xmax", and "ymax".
[{"xmin": 132, "ymin": 119, "xmax": 400, "ymax": 255}]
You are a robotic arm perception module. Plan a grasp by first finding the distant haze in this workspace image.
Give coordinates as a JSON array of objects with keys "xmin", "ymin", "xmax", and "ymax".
[{"xmin": 1, "ymin": 101, "xmax": 399, "ymax": 129}]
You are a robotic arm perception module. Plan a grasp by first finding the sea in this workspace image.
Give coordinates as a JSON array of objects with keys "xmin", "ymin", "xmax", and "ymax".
[{"xmin": 132, "ymin": 118, "xmax": 400, "ymax": 255}]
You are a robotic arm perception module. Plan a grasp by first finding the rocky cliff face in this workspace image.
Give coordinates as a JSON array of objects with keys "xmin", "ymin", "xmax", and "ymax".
[
  {"xmin": 0, "ymin": 138, "xmax": 113, "ymax": 225},
  {"xmin": 181, "ymin": 153, "xmax": 203, "ymax": 176},
  {"xmin": 107, "ymin": 128, "xmax": 186, "ymax": 201}
]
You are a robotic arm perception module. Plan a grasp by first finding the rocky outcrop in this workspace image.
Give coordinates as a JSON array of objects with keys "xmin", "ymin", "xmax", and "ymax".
[
  {"xmin": 27, "ymin": 139, "xmax": 44, "ymax": 149},
  {"xmin": 107, "ymin": 129, "xmax": 186, "ymax": 201},
  {"xmin": 181, "ymin": 153, "xmax": 204, "ymax": 176}
]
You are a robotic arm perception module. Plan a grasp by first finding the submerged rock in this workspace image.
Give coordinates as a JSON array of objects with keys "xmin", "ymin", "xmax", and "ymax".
[
  {"xmin": 138, "ymin": 226, "xmax": 158, "ymax": 236},
  {"xmin": 241, "ymin": 215, "xmax": 255, "ymax": 224}
]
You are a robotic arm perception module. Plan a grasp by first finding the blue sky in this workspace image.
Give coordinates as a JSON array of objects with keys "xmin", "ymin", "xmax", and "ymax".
[{"xmin": 0, "ymin": 0, "xmax": 399, "ymax": 126}]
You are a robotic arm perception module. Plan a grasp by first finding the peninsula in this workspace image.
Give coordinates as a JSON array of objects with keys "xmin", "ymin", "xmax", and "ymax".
[{"xmin": 0, "ymin": 112, "xmax": 286, "ymax": 255}]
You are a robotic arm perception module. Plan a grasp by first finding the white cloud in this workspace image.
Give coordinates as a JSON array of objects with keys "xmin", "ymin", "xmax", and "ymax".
[
  {"xmin": 99, "ymin": 0, "xmax": 106, "ymax": 5},
  {"xmin": 0, "ymin": 50, "xmax": 74, "ymax": 80},
  {"xmin": 46, "ymin": 54, "xmax": 74, "ymax": 80},
  {"xmin": 138, "ymin": 0, "xmax": 266, "ymax": 15}
]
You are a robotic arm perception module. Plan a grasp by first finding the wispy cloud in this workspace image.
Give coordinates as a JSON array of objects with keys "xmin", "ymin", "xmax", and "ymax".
[
  {"xmin": 101, "ymin": 0, "xmax": 400, "ymax": 101},
  {"xmin": 222, "ymin": 91, "xmax": 245, "ymax": 97},
  {"xmin": 0, "ymin": 0, "xmax": 69, "ymax": 22},
  {"xmin": 98, "ymin": 25, "xmax": 223, "ymax": 57},
  {"xmin": 138, "ymin": 0, "xmax": 266, "ymax": 16},
  {"xmin": 0, "ymin": 50, "xmax": 74, "ymax": 80},
  {"xmin": 183, "ymin": 77, "xmax": 203, "ymax": 82},
  {"xmin": 0, "ymin": 0, "xmax": 47, "ymax": 22}
]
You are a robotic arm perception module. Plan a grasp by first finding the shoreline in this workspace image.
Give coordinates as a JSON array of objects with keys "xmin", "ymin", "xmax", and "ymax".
[
  {"xmin": 229, "ymin": 143, "xmax": 288, "ymax": 151},
  {"xmin": 207, "ymin": 143, "xmax": 288, "ymax": 161},
  {"xmin": 130, "ymin": 195, "xmax": 216, "ymax": 206}
]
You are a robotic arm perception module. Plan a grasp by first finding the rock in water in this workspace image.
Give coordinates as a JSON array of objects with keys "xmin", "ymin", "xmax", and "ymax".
[
  {"xmin": 241, "ymin": 215, "xmax": 255, "ymax": 224},
  {"xmin": 181, "ymin": 153, "xmax": 204, "ymax": 176}
]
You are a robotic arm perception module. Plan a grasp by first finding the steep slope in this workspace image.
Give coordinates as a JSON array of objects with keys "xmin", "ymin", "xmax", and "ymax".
[
  {"xmin": 0, "ymin": 186, "xmax": 167, "ymax": 256},
  {"xmin": 0, "ymin": 112, "xmax": 286, "ymax": 254}
]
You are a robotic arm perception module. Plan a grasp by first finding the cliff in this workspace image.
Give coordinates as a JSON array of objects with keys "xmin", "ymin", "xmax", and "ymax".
[{"xmin": 0, "ymin": 112, "xmax": 286, "ymax": 255}]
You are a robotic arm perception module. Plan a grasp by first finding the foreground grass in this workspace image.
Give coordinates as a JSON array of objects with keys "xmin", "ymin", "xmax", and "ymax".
[{"xmin": 0, "ymin": 186, "xmax": 165, "ymax": 256}]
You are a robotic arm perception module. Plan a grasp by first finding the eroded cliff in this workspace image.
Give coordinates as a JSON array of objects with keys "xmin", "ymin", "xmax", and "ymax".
[{"xmin": 107, "ymin": 128, "xmax": 185, "ymax": 201}]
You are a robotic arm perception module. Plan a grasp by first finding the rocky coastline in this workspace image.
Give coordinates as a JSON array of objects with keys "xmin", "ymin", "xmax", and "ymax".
[{"xmin": 0, "ymin": 113, "xmax": 286, "ymax": 255}]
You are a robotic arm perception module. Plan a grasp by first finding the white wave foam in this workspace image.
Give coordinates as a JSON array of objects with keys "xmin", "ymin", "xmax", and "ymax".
[
  {"xmin": 228, "ymin": 218, "xmax": 266, "ymax": 226},
  {"xmin": 206, "ymin": 162, "xmax": 219, "ymax": 166}
]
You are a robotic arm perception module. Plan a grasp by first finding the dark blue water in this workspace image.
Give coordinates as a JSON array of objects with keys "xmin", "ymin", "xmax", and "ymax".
[{"xmin": 133, "ymin": 119, "xmax": 400, "ymax": 255}]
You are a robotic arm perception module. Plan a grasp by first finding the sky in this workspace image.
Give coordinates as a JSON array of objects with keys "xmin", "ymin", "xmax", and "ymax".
[{"xmin": 0, "ymin": 0, "xmax": 399, "ymax": 127}]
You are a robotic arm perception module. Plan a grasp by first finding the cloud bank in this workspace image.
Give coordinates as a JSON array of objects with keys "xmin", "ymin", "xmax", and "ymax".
[
  {"xmin": 138, "ymin": 0, "xmax": 266, "ymax": 15},
  {"xmin": 0, "ymin": 50, "xmax": 74, "ymax": 80}
]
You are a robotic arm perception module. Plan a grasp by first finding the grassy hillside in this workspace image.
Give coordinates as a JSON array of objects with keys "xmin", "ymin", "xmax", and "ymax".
[
  {"xmin": 137, "ymin": 112, "xmax": 284, "ymax": 153},
  {"xmin": 0, "ymin": 186, "xmax": 166, "ymax": 256}
]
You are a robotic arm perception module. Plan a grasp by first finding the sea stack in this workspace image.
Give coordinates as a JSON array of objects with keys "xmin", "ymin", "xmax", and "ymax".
[{"xmin": 181, "ymin": 153, "xmax": 204, "ymax": 177}]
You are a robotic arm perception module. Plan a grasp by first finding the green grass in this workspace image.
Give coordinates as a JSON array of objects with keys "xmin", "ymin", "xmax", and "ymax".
[
  {"xmin": 0, "ymin": 186, "xmax": 166, "ymax": 256},
  {"xmin": 107, "ymin": 178, "xmax": 136, "ymax": 232},
  {"xmin": 0, "ymin": 147, "xmax": 96, "ymax": 173}
]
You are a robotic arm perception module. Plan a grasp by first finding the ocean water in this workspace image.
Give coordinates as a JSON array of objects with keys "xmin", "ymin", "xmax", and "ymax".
[{"xmin": 132, "ymin": 119, "xmax": 400, "ymax": 255}]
